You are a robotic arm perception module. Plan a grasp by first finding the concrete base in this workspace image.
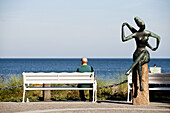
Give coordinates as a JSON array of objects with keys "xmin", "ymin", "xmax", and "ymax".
[{"xmin": 132, "ymin": 64, "xmax": 149, "ymax": 105}]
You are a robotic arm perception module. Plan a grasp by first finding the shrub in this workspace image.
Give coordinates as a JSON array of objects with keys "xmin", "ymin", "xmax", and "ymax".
[{"xmin": 0, "ymin": 73, "xmax": 128, "ymax": 102}]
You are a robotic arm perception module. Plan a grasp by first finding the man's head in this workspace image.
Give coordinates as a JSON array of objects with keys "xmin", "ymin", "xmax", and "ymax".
[{"xmin": 81, "ymin": 57, "xmax": 88, "ymax": 65}]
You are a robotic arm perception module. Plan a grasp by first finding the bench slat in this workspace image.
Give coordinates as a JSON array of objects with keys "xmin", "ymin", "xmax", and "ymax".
[
  {"xmin": 149, "ymin": 77, "xmax": 170, "ymax": 79},
  {"xmin": 149, "ymin": 81, "xmax": 170, "ymax": 84},
  {"xmin": 25, "ymin": 75, "xmax": 92, "ymax": 77},
  {"xmin": 23, "ymin": 72, "xmax": 93, "ymax": 76},
  {"xmin": 25, "ymin": 81, "xmax": 94, "ymax": 84},
  {"xmin": 25, "ymin": 87, "xmax": 93, "ymax": 90},
  {"xmin": 26, "ymin": 77, "xmax": 93, "ymax": 80},
  {"xmin": 149, "ymin": 73, "xmax": 170, "ymax": 76},
  {"xmin": 149, "ymin": 87, "xmax": 170, "ymax": 90},
  {"xmin": 129, "ymin": 81, "xmax": 170, "ymax": 84},
  {"xmin": 129, "ymin": 87, "xmax": 170, "ymax": 90}
]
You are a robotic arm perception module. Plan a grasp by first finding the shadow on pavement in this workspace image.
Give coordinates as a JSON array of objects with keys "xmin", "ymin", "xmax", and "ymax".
[{"xmin": 97, "ymin": 100, "xmax": 132, "ymax": 105}]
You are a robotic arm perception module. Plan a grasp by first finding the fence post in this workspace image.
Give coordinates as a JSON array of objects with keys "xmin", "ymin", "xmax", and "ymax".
[
  {"xmin": 43, "ymin": 72, "xmax": 51, "ymax": 101},
  {"xmin": 43, "ymin": 84, "xmax": 51, "ymax": 101}
]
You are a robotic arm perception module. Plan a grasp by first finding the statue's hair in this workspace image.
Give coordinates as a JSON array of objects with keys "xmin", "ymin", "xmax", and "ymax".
[{"xmin": 134, "ymin": 17, "xmax": 145, "ymax": 27}]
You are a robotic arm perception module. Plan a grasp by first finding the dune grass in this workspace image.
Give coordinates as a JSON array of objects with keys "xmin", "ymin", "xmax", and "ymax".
[
  {"xmin": 0, "ymin": 75, "xmax": 23, "ymax": 102},
  {"xmin": 97, "ymin": 72, "xmax": 128, "ymax": 100},
  {"xmin": 0, "ymin": 73, "xmax": 128, "ymax": 102},
  {"xmin": 0, "ymin": 73, "xmax": 169, "ymax": 102}
]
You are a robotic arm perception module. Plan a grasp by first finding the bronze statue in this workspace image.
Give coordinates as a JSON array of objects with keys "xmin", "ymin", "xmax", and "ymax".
[{"xmin": 121, "ymin": 17, "xmax": 160, "ymax": 91}]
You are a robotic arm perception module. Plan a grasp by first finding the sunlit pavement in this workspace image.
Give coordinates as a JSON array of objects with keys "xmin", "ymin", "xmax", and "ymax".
[{"xmin": 0, "ymin": 100, "xmax": 170, "ymax": 113}]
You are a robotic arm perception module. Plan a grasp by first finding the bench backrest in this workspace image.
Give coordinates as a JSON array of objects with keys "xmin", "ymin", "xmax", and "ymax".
[
  {"xmin": 23, "ymin": 72, "xmax": 95, "ymax": 84},
  {"xmin": 128, "ymin": 73, "xmax": 170, "ymax": 84}
]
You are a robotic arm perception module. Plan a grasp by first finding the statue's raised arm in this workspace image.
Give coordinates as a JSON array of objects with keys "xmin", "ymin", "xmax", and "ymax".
[
  {"xmin": 121, "ymin": 22, "xmax": 137, "ymax": 42},
  {"xmin": 148, "ymin": 31, "xmax": 160, "ymax": 51}
]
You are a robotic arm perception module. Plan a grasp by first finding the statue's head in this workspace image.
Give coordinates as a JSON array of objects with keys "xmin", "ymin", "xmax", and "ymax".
[{"xmin": 134, "ymin": 17, "xmax": 145, "ymax": 30}]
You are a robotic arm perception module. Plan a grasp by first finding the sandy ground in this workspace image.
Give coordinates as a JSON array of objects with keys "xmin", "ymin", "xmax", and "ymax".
[{"xmin": 0, "ymin": 100, "xmax": 170, "ymax": 113}]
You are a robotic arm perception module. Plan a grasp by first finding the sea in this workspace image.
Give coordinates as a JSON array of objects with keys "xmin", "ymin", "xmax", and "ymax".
[{"xmin": 0, "ymin": 58, "xmax": 170, "ymax": 80}]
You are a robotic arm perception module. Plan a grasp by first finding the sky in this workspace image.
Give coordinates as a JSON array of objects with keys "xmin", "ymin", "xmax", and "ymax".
[{"xmin": 0, "ymin": 0, "xmax": 170, "ymax": 58}]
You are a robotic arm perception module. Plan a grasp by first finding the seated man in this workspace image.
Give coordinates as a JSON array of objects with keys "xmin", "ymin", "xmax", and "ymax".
[{"xmin": 77, "ymin": 57, "xmax": 94, "ymax": 101}]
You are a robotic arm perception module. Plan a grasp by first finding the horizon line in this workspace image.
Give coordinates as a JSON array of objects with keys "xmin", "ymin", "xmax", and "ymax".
[{"xmin": 0, "ymin": 57, "xmax": 170, "ymax": 59}]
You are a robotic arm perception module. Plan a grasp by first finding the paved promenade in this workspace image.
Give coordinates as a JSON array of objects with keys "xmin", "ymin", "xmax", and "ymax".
[{"xmin": 0, "ymin": 100, "xmax": 170, "ymax": 113}]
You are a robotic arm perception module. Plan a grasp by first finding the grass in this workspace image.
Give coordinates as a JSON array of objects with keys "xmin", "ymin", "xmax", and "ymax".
[
  {"xmin": 0, "ymin": 75, "xmax": 23, "ymax": 102},
  {"xmin": 0, "ymin": 73, "xmax": 169, "ymax": 102},
  {"xmin": 97, "ymin": 72, "xmax": 128, "ymax": 100}
]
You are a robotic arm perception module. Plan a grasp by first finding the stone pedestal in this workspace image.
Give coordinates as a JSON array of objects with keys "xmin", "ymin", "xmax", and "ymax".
[
  {"xmin": 43, "ymin": 84, "xmax": 51, "ymax": 101},
  {"xmin": 132, "ymin": 63, "xmax": 149, "ymax": 105}
]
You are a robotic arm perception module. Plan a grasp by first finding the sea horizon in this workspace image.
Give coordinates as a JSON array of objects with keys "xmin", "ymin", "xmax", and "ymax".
[
  {"xmin": 1, "ymin": 58, "xmax": 170, "ymax": 78},
  {"xmin": 0, "ymin": 57, "xmax": 170, "ymax": 59}
]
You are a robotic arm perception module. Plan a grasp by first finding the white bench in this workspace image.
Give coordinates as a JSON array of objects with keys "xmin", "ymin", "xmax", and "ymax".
[
  {"xmin": 127, "ymin": 73, "xmax": 170, "ymax": 102},
  {"xmin": 22, "ymin": 72, "xmax": 97, "ymax": 103}
]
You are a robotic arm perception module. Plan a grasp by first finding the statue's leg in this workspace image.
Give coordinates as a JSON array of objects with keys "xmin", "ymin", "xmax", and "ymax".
[
  {"xmin": 138, "ymin": 62, "xmax": 144, "ymax": 91},
  {"xmin": 125, "ymin": 51, "xmax": 145, "ymax": 75}
]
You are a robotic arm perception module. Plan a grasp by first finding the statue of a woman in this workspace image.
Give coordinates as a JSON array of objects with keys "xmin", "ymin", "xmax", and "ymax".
[{"xmin": 121, "ymin": 17, "xmax": 160, "ymax": 91}]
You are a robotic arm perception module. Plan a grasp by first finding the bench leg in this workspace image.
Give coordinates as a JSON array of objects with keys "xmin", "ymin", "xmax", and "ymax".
[
  {"xmin": 22, "ymin": 86, "xmax": 25, "ymax": 103},
  {"xmin": 26, "ymin": 90, "xmax": 29, "ymax": 102},
  {"xmin": 127, "ymin": 89, "xmax": 129, "ymax": 102},
  {"xmin": 92, "ymin": 89, "xmax": 95, "ymax": 103},
  {"xmin": 94, "ymin": 90, "xmax": 97, "ymax": 102},
  {"xmin": 95, "ymin": 82, "xmax": 97, "ymax": 102},
  {"xmin": 95, "ymin": 89, "xmax": 97, "ymax": 102},
  {"xmin": 130, "ymin": 90, "xmax": 132, "ymax": 102},
  {"xmin": 93, "ymin": 80, "xmax": 97, "ymax": 103}
]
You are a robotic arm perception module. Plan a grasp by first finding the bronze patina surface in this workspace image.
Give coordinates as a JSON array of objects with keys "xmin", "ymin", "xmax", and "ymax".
[{"xmin": 121, "ymin": 17, "xmax": 160, "ymax": 91}]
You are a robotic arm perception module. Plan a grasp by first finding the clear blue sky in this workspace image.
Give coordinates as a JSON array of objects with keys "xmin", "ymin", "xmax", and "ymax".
[{"xmin": 0, "ymin": 0, "xmax": 170, "ymax": 58}]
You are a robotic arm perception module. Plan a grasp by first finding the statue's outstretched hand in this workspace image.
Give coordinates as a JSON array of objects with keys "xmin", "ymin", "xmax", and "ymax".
[
  {"xmin": 122, "ymin": 22, "xmax": 128, "ymax": 27},
  {"xmin": 152, "ymin": 48, "xmax": 157, "ymax": 51}
]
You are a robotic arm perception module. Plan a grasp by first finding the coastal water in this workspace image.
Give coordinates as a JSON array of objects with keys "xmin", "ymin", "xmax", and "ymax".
[{"xmin": 0, "ymin": 58, "xmax": 170, "ymax": 80}]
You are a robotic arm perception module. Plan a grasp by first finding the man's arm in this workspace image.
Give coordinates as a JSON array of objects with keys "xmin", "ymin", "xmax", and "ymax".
[
  {"xmin": 76, "ymin": 68, "xmax": 79, "ymax": 72},
  {"xmin": 91, "ymin": 66, "xmax": 94, "ymax": 72}
]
